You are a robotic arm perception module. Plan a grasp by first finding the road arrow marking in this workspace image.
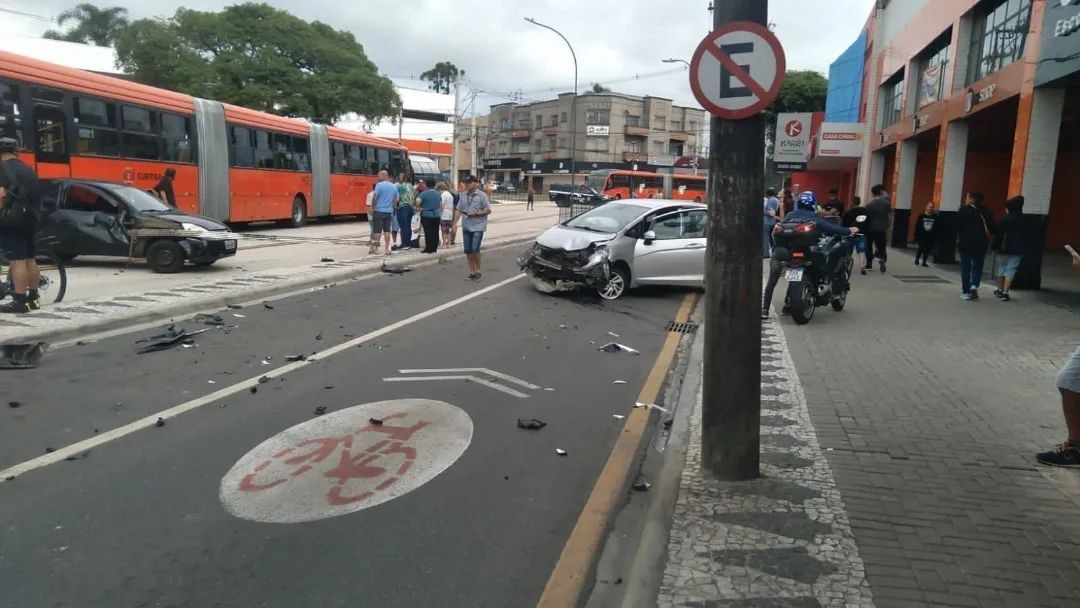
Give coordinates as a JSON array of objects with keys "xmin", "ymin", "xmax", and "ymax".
[
  {"xmin": 383, "ymin": 375, "xmax": 531, "ymax": 398},
  {"xmin": 396, "ymin": 368, "xmax": 541, "ymax": 390}
]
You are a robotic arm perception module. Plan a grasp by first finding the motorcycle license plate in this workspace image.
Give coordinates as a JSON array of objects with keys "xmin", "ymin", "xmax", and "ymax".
[{"xmin": 785, "ymin": 268, "xmax": 804, "ymax": 281}]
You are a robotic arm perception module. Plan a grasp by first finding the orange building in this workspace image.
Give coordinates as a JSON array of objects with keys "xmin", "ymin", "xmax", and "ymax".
[{"xmin": 804, "ymin": 0, "xmax": 1080, "ymax": 288}]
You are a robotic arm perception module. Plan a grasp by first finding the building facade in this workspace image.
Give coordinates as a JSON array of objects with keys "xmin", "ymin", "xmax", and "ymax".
[
  {"xmin": 480, "ymin": 92, "xmax": 705, "ymax": 190},
  {"xmin": 803, "ymin": 0, "xmax": 1079, "ymax": 288}
]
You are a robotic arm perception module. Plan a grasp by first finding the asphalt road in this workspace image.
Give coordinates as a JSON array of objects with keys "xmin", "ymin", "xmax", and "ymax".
[{"xmin": 0, "ymin": 251, "xmax": 690, "ymax": 607}]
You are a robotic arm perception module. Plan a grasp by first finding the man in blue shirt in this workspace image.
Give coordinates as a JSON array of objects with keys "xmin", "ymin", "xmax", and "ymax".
[
  {"xmin": 763, "ymin": 187, "xmax": 781, "ymax": 258},
  {"xmin": 454, "ymin": 176, "xmax": 492, "ymax": 280},
  {"xmin": 371, "ymin": 170, "xmax": 399, "ymax": 255},
  {"xmin": 417, "ymin": 179, "xmax": 443, "ymax": 253}
]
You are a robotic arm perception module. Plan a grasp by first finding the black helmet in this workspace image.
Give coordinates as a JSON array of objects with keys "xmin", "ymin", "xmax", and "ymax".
[{"xmin": 0, "ymin": 137, "xmax": 18, "ymax": 155}]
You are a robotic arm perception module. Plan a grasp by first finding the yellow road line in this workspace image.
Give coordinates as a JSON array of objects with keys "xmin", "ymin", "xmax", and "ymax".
[{"xmin": 537, "ymin": 292, "xmax": 697, "ymax": 608}]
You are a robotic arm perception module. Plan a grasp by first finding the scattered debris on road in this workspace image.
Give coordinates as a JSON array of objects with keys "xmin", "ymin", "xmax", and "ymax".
[
  {"xmin": 285, "ymin": 354, "xmax": 307, "ymax": 362},
  {"xmin": 136, "ymin": 328, "xmax": 209, "ymax": 355},
  {"xmin": 315, "ymin": 332, "xmax": 323, "ymax": 341},
  {"xmin": 258, "ymin": 376, "xmax": 270, "ymax": 384},
  {"xmin": 191, "ymin": 313, "xmax": 225, "ymax": 326},
  {"xmin": 598, "ymin": 342, "xmax": 639, "ymax": 355},
  {"xmin": 320, "ymin": 257, "xmax": 335, "ymax": 263},
  {"xmin": 226, "ymin": 304, "xmax": 243, "ymax": 310},
  {"xmin": 233, "ymin": 314, "xmax": 246, "ymax": 318},
  {"xmin": 368, "ymin": 417, "xmax": 384, "ymax": 426},
  {"xmin": 8, "ymin": 401, "xmax": 20, "ymax": 408},
  {"xmin": 75, "ymin": 339, "xmax": 97, "ymax": 346},
  {"xmin": 517, "ymin": 418, "xmax": 547, "ymax": 431},
  {"xmin": 313, "ymin": 406, "xmax": 328, "ymax": 416},
  {"xmin": 663, "ymin": 419, "xmax": 674, "ymax": 429},
  {"xmin": 555, "ymin": 448, "xmax": 567, "ymax": 456},
  {"xmin": 633, "ymin": 481, "xmax": 652, "ymax": 492},
  {"xmin": 634, "ymin": 401, "xmax": 669, "ymax": 413},
  {"xmin": 263, "ymin": 302, "xmax": 275, "ymax": 310},
  {"xmin": 381, "ymin": 261, "xmax": 412, "ymax": 275},
  {"xmin": 613, "ymin": 380, "xmax": 627, "ymax": 384},
  {"xmin": 45, "ymin": 447, "xmax": 55, "ymax": 453},
  {"xmin": 608, "ymin": 331, "xmax": 621, "ymax": 338},
  {"xmin": 613, "ymin": 414, "xmax": 625, "ymax": 420},
  {"xmin": 64, "ymin": 451, "xmax": 91, "ymax": 462},
  {"xmin": 155, "ymin": 417, "xmax": 166, "ymax": 427},
  {"xmin": 0, "ymin": 342, "xmax": 48, "ymax": 369},
  {"xmin": 249, "ymin": 387, "xmax": 257, "ymax": 394}
]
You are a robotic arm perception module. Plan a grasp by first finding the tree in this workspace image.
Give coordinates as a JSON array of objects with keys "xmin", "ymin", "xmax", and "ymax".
[
  {"xmin": 114, "ymin": 3, "xmax": 400, "ymax": 124},
  {"xmin": 590, "ymin": 82, "xmax": 611, "ymax": 93},
  {"xmin": 762, "ymin": 70, "xmax": 829, "ymax": 142},
  {"xmin": 43, "ymin": 3, "xmax": 129, "ymax": 46},
  {"xmin": 420, "ymin": 62, "xmax": 460, "ymax": 95}
]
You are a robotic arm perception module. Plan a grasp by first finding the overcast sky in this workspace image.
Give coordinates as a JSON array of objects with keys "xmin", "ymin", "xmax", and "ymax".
[{"xmin": 4, "ymin": 0, "xmax": 874, "ymax": 136}]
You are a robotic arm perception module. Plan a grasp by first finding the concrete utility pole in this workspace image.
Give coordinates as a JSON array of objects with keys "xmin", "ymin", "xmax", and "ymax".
[
  {"xmin": 451, "ymin": 71, "xmax": 461, "ymax": 187},
  {"xmin": 701, "ymin": 0, "xmax": 767, "ymax": 481},
  {"xmin": 469, "ymin": 90, "xmax": 479, "ymax": 180}
]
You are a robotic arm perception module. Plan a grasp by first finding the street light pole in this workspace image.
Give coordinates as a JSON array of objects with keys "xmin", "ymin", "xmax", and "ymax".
[
  {"xmin": 662, "ymin": 58, "xmax": 691, "ymax": 68},
  {"xmin": 701, "ymin": 0, "xmax": 768, "ymax": 481},
  {"xmin": 525, "ymin": 17, "xmax": 578, "ymax": 183}
]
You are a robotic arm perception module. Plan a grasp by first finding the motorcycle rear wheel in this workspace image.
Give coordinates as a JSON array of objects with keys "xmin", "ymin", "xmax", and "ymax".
[{"xmin": 786, "ymin": 281, "xmax": 815, "ymax": 325}]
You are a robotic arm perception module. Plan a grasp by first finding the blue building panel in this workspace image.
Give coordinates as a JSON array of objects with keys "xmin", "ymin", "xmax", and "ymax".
[{"xmin": 825, "ymin": 31, "xmax": 867, "ymax": 123}]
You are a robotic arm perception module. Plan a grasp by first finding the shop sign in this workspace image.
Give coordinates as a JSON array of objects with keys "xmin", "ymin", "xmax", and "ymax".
[
  {"xmin": 964, "ymin": 83, "xmax": 997, "ymax": 113},
  {"xmin": 586, "ymin": 125, "xmax": 610, "ymax": 136},
  {"xmin": 817, "ymin": 123, "xmax": 863, "ymax": 157},
  {"xmin": 773, "ymin": 112, "xmax": 813, "ymax": 166},
  {"xmin": 1036, "ymin": 0, "xmax": 1080, "ymax": 86},
  {"xmin": 918, "ymin": 63, "xmax": 943, "ymax": 108}
]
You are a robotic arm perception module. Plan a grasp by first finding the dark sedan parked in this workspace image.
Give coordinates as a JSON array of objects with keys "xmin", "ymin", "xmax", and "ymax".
[{"xmin": 39, "ymin": 179, "xmax": 239, "ymax": 273}]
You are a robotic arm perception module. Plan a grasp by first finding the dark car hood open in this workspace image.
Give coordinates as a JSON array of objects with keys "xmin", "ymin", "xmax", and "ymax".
[{"xmin": 135, "ymin": 212, "xmax": 228, "ymax": 231}]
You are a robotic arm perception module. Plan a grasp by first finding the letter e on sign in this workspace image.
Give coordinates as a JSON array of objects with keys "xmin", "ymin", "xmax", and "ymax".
[{"xmin": 689, "ymin": 21, "xmax": 787, "ymax": 120}]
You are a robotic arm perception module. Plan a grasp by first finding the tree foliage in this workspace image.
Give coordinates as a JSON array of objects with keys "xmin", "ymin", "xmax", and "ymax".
[
  {"xmin": 114, "ymin": 3, "xmax": 400, "ymax": 124},
  {"xmin": 590, "ymin": 82, "xmax": 612, "ymax": 93},
  {"xmin": 43, "ymin": 3, "xmax": 129, "ymax": 46},
  {"xmin": 419, "ymin": 62, "xmax": 460, "ymax": 95},
  {"xmin": 762, "ymin": 70, "xmax": 829, "ymax": 136}
]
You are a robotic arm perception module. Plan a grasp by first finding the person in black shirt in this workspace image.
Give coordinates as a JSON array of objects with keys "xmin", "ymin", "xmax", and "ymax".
[
  {"xmin": 842, "ymin": 196, "xmax": 869, "ymax": 275},
  {"xmin": 956, "ymin": 191, "xmax": 996, "ymax": 300},
  {"xmin": 913, "ymin": 202, "xmax": 939, "ymax": 267},
  {"xmin": 154, "ymin": 168, "xmax": 177, "ymax": 207},
  {"xmin": 863, "ymin": 184, "xmax": 892, "ymax": 273},
  {"xmin": 821, "ymin": 188, "xmax": 845, "ymax": 217},
  {"xmin": 991, "ymin": 196, "xmax": 1025, "ymax": 301},
  {"xmin": 0, "ymin": 137, "xmax": 43, "ymax": 313}
]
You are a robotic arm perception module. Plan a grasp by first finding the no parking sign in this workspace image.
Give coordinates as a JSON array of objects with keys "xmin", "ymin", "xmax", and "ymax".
[{"xmin": 690, "ymin": 21, "xmax": 786, "ymax": 120}]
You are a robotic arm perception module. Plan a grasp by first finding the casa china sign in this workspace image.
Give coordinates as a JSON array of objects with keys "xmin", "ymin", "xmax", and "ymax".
[{"xmin": 816, "ymin": 123, "xmax": 863, "ymax": 158}]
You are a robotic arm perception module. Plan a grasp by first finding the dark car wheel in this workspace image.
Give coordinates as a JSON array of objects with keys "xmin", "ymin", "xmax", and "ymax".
[
  {"xmin": 147, "ymin": 240, "xmax": 186, "ymax": 274},
  {"xmin": 289, "ymin": 197, "xmax": 307, "ymax": 228}
]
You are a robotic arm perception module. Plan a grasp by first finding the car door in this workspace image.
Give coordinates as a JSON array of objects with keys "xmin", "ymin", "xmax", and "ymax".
[
  {"xmin": 632, "ymin": 208, "xmax": 707, "ymax": 286},
  {"xmin": 51, "ymin": 184, "xmax": 131, "ymax": 257}
]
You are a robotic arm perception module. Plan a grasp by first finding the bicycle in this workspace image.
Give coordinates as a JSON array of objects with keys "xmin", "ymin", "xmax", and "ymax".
[{"xmin": 0, "ymin": 234, "xmax": 68, "ymax": 307}]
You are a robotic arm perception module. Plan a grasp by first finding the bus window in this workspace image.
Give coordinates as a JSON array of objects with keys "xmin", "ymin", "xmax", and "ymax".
[
  {"xmin": 34, "ymin": 105, "xmax": 68, "ymax": 162},
  {"xmin": 230, "ymin": 125, "xmax": 254, "ymax": 168},
  {"xmin": 74, "ymin": 98, "xmax": 119, "ymax": 157},
  {"xmin": 121, "ymin": 105, "xmax": 159, "ymax": 160},
  {"xmin": 31, "ymin": 87, "xmax": 64, "ymax": 105},
  {"xmin": 347, "ymin": 145, "xmax": 365, "ymax": 174},
  {"xmin": 376, "ymin": 148, "xmax": 390, "ymax": 174},
  {"xmin": 331, "ymin": 141, "xmax": 346, "ymax": 173},
  {"xmin": 0, "ymin": 81, "xmax": 23, "ymax": 148},
  {"xmin": 365, "ymin": 147, "xmax": 378, "ymax": 175},
  {"xmin": 389, "ymin": 151, "xmax": 406, "ymax": 179},
  {"xmin": 609, "ymin": 173, "xmax": 630, "ymax": 191},
  {"xmin": 253, "ymin": 130, "xmax": 274, "ymax": 169},
  {"xmin": 161, "ymin": 113, "xmax": 194, "ymax": 163},
  {"xmin": 292, "ymin": 136, "xmax": 310, "ymax": 172},
  {"xmin": 272, "ymin": 133, "xmax": 294, "ymax": 170}
]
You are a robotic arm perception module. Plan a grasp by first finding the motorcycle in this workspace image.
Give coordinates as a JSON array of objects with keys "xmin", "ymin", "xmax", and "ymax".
[{"xmin": 772, "ymin": 219, "xmax": 854, "ymax": 325}]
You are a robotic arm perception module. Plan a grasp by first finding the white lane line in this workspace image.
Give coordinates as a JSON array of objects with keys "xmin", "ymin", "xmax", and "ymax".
[
  {"xmin": 0, "ymin": 274, "xmax": 526, "ymax": 482},
  {"xmin": 396, "ymin": 368, "xmax": 542, "ymax": 390},
  {"xmin": 382, "ymin": 375, "xmax": 531, "ymax": 399}
]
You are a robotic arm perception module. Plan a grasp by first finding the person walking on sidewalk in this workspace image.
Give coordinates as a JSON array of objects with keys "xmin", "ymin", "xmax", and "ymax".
[
  {"xmin": 842, "ymin": 196, "xmax": 870, "ymax": 275},
  {"xmin": 456, "ymin": 176, "xmax": 491, "ymax": 281},
  {"xmin": 438, "ymin": 182, "xmax": 455, "ymax": 248},
  {"xmin": 526, "ymin": 181, "xmax": 536, "ymax": 211},
  {"xmin": 991, "ymin": 195, "xmax": 1025, "ymax": 301},
  {"xmin": 864, "ymin": 184, "xmax": 891, "ymax": 273},
  {"xmin": 371, "ymin": 171, "xmax": 398, "ymax": 256},
  {"xmin": 763, "ymin": 187, "xmax": 780, "ymax": 258},
  {"xmin": 0, "ymin": 137, "xmax": 43, "ymax": 313},
  {"xmin": 913, "ymin": 202, "xmax": 939, "ymax": 267},
  {"xmin": 394, "ymin": 174, "xmax": 416, "ymax": 251},
  {"xmin": 1036, "ymin": 250, "xmax": 1080, "ymax": 467},
  {"xmin": 956, "ymin": 191, "xmax": 996, "ymax": 300},
  {"xmin": 418, "ymin": 179, "xmax": 442, "ymax": 254}
]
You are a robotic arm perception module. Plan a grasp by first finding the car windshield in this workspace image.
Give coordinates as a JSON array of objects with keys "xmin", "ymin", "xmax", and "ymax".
[
  {"xmin": 97, "ymin": 183, "xmax": 173, "ymax": 213},
  {"xmin": 586, "ymin": 174, "xmax": 608, "ymax": 192},
  {"xmin": 564, "ymin": 202, "xmax": 647, "ymax": 234}
]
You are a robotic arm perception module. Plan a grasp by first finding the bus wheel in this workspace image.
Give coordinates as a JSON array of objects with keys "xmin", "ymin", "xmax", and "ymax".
[{"xmin": 289, "ymin": 197, "xmax": 307, "ymax": 228}]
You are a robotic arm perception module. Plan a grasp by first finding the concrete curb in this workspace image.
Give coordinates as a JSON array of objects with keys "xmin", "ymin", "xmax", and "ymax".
[{"xmin": 2, "ymin": 236, "xmax": 536, "ymax": 346}]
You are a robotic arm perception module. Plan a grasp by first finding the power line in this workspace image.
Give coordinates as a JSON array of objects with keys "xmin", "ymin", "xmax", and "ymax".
[{"xmin": 0, "ymin": 7, "xmax": 54, "ymax": 22}]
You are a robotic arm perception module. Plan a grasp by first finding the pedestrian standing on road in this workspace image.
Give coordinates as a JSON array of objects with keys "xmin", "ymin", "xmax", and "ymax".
[
  {"xmin": 956, "ymin": 191, "xmax": 996, "ymax": 300},
  {"xmin": 763, "ymin": 187, "xmax": 780, "ymax": 258},
  {"xmin": 913, "ymin": 202, "xmax": 939, "ymax": 267},
  {"xmin": 863, "ymin": 185, "xmax": 892, "ymax": 273},
  {"xmin": 450, "ymin": 187, "xmax": 461, "ymax": 246},
  {"xmin": 418, "ymin": 179, "xmax": 442, "ymax": 254},
  {"xmin": 394, "ymin": 174, "xmax": 415, "ymax": 251},
  {"xmin": 991, "ymin": 196, "xmax": 1025, "ymax": 301},
  {"xmin": 371, "ymin": 171, "xmax": 398, "ymax": 256},
  {"xmin": 527, "ymin": 181, "xmax": 536, "ymax": 211},
  {"xmin": 842, "ymin": 197, "xmax": 870, "ymax": 275},
  {"xmin": 366, "ymin": 185, "xmax": 377, "ymax": 254},
  {"xmin": 153, "ymin": 168, "xmax": 177, "ymax": 208},
  {"xmin": 438, "ymin": 182, "xmax": 455, "ymax": 248},
  {"xmin": 0, "ymin": 137, "xmax": 43, "ymax": 313},
  {"xmin": 1036, "ymin": 250, "xmax": 1080, "ymax": 467},
  {"xmin": 456, "ymin": 176, "xmax": 491, "ymax": 281}
]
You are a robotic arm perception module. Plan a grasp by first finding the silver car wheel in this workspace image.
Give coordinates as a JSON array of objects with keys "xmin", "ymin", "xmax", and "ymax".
[{"xmin": 599, "ymin": 269, "xmax": 627, "ymax": 300}]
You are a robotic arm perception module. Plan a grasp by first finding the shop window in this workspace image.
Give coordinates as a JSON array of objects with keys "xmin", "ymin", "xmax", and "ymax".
[
  {"xmin": 880, "ymin": 73, "xmax": 905, "ymax": 129},
  {"xmin": 967, "ymin": 0, "xmax": 1032, "ymax": 85}
]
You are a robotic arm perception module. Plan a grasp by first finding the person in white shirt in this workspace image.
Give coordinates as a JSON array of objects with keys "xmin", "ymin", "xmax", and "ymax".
[{"xmin": 437, "ymin": 182, "xmax": 455, "ymax": 248}]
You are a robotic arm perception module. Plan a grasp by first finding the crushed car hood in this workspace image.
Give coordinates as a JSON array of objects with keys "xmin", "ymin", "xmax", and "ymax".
[
  {"xmin": 134, "ymin": 213, "xmax": 228, "ymax": 231},
  {"xmin": 536, "ymin": 225, "xmax": 614, "ymax": 252}
]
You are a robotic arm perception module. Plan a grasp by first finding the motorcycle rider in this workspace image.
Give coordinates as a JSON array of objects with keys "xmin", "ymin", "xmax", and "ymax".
[{"xmin": 762, "ymin": 191, "xmax": 859, "ymax": 320}]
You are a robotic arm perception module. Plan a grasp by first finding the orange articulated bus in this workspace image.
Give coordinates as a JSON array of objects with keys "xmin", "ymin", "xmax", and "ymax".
[
  {"xmin": 586, "ymin": 169, "xmax": 706, "ymax": 203},
  {"xmin": 0, "ymin": 50, "xmax": 406, "ymax": 226}
]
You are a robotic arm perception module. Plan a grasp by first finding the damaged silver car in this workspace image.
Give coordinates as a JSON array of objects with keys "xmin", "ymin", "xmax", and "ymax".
[{"xmin": 518, "ymin": 199, "xmax": 707, "ymax": 300}]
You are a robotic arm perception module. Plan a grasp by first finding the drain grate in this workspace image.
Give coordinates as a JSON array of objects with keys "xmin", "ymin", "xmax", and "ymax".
[
  {"xmin": 893, "ymin": 274, "xmax": 951, "ymax": 285},
  {"xmin": 666, "ymin": 321, "xmax": 699, "ymax": 334}
]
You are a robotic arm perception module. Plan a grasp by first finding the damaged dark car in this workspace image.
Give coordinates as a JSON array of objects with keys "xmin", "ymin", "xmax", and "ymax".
[{"xmin": 39, "ymin": 179, "xmax": 239, "ymax": 273}]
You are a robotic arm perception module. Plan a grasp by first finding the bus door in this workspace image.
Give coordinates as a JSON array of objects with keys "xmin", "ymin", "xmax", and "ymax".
[{"xmin": 32, "ymin": 104, "xmax": 70, "ymax": 179}]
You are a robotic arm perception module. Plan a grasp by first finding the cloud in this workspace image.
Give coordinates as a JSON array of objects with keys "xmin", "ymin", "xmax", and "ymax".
[{"xmin": 3, "ymin": 0, "xmax": 874, "ymax": 113}]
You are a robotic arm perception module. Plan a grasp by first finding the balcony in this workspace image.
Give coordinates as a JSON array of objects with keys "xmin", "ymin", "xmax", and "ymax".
[
  {"xmin": 511, "ymin": 130, "xmax": 531, "ymax": 139},
  {"xmin": 541, "ymin": 125, "xmax": 561, "ymax": 134},
  {"xmin": 623, "ymin": 151, "xmax": 648, "ymax": 163},
  {"xmin": 668, "ymin": 131, "xmax": 690, "ymax": 142},
  {"xmin": 542, "ymin": 151, "xmax": 558, "ymax": 160},
  {"xmin": 625, "ymin": 125, "xmax": 649, "ymax": 136}
]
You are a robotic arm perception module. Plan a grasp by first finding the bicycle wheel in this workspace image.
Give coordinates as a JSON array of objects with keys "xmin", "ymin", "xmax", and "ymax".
[{"xmin": 35, "ymin": 251, "xmax": 67, "ymax": 304}]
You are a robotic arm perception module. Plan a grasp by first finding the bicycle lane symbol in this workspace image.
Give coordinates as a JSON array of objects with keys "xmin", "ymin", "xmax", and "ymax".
[{"xmin": 219, "ymin": 399, "xmax": 474, "ymax": 523}]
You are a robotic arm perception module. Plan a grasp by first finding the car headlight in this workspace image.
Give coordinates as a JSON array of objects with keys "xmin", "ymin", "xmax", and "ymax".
[
  {"xmin": 583, "ymin": 245, "xmax": 610, "ymax": 270},
  {"xmin": 181, "ymin": 222, "xmax": 208, "ymax": 233}
]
